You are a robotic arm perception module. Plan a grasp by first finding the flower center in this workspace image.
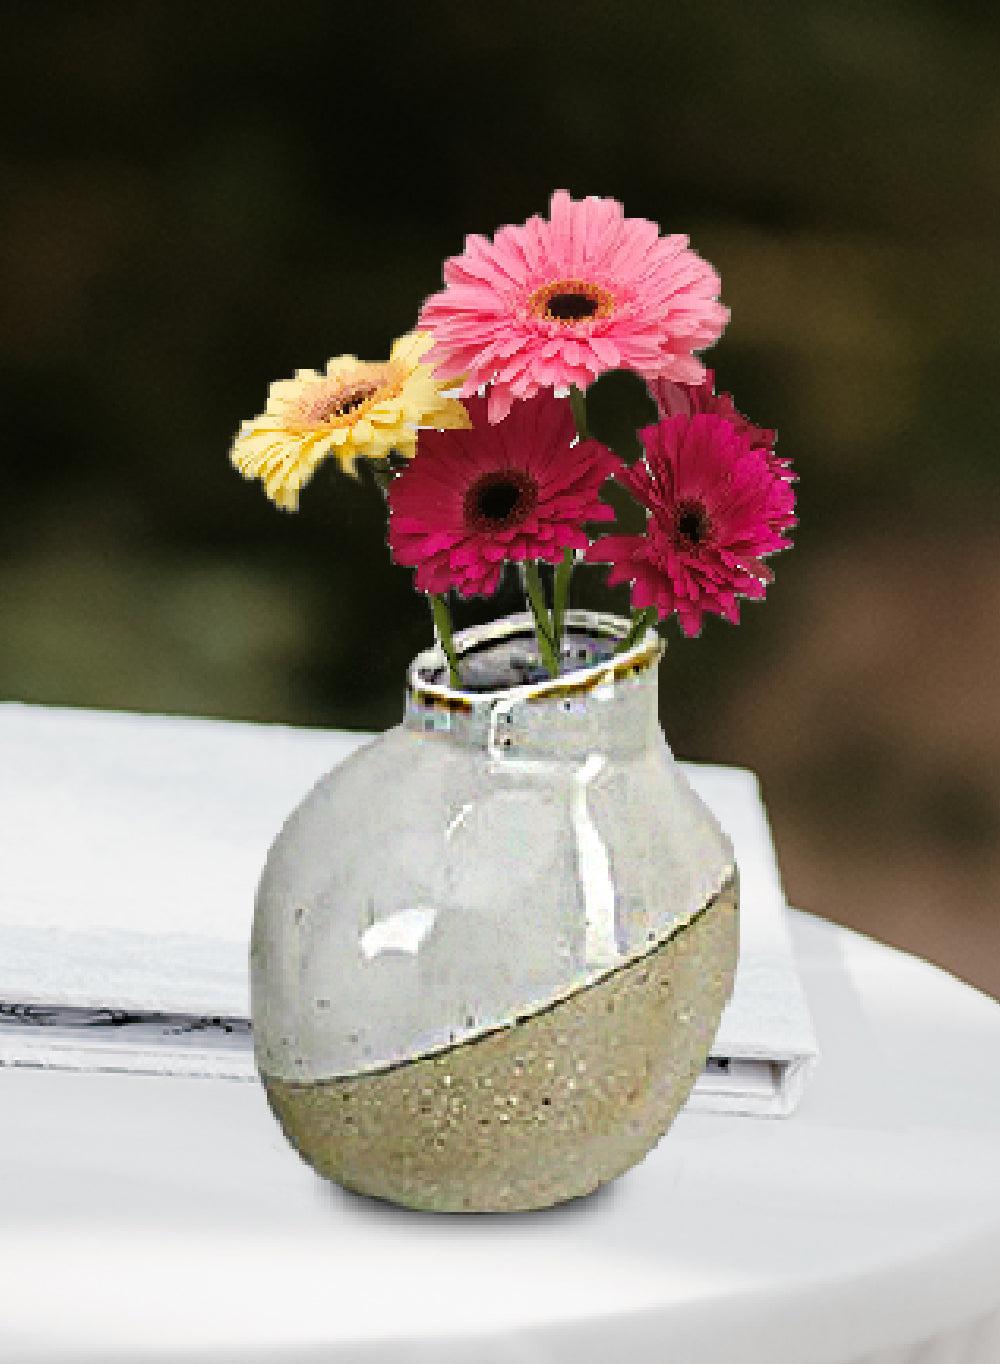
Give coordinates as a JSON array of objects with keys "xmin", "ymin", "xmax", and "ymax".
[
  {"xmin": 548, "ymin": 293, "xmax": 598, "ymax": 321},
  {"xmin": 329, "ymin": 381, "xmax": 379, "ymax": 418},
  {"xmin": 527, "ymin": 278, "xmax": 615, "ymax": 326},
  {"xmin": 464, "ymin": 469, "xmax": 538, "ymax": 531},
  {"xmin": 672, "ymin": 498, "xmax": 713, "ymax": 551},
  {"xmin": 298, "ymin": 376, "xmax": 386, "ymax": 427}
]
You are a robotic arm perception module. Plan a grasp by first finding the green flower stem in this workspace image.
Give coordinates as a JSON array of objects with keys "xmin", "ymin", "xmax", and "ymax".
[
  {"xmin": 429, "ymin": 593, "xmax": 461, "ymax": 688},
  {"xmin": 522, "ymin": 560, "xmax": 560, "ymax": 678},
  {"xmin": 370, "ymin": 459, "xmax": 392, "ymax": 495},
  {"xmin": 569, "ymin": 384, "xmax": 589, "ymax": 441},
  {"xmin": 614, "ymin": 605, "xmax": 659, "ymax": 656},
  {"xmin": 551, "ymin": 546, "xmax": 574, "ymax": 661}
]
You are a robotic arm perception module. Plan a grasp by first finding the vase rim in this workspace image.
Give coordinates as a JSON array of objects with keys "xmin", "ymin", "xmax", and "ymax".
[{"xmin": 407, "ymin": 609, "xmax": 663, "ymax": 715}]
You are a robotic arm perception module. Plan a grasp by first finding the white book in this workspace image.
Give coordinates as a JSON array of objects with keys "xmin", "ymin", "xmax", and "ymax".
[{"xmin": 0, "ymin": 702, "xmax": 818, "ymax": 1115}]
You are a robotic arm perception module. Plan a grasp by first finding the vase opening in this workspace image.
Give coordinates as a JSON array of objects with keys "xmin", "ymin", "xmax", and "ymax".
[{"xmin": 413, "ymin": 609, "xmax": 651, "ymax": 696}]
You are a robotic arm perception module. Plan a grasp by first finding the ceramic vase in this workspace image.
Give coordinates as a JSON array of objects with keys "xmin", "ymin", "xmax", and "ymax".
[{"xmin": 251, "ymin": 609, "xmax": 738, "ymax": 1212}]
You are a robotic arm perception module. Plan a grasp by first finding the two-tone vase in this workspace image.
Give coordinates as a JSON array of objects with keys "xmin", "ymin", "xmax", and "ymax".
[{"xmin": 251, "ymin": 609, "xmax": 738, "ymax": 1212}]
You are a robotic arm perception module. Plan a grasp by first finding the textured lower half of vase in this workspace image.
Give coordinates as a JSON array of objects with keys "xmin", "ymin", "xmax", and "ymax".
[{"xmin": 262, "ymin": 871, "xmax": 738, "ymax": 1213}]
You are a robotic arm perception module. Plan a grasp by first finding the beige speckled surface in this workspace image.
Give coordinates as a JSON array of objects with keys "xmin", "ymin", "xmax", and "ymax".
[{"xmin": 263, "ymin": 872, "xmax": 738, "ymax": 1212}]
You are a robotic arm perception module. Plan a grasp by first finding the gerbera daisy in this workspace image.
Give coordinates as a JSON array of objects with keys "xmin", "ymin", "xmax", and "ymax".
[
  {"xmin": 648, "ymin": 370, "xmax": 794, "ymax": 479},
  {"xmin": 388, "ymin": 390, "xmax": 621, "ymax": 597},
  {"xmin": 586, "ymin": 413, "xmax": 796, "ymax": 638},
  {"xmin": 418, "ymin": 190, "xmax": 728, "ymax": 424},
  {"xmin": 230, "ymin": 331, "xmax": 471, "ymax": 510}
]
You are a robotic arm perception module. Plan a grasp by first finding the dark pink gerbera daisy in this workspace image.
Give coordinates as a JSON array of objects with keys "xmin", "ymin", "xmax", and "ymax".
[
  {"xmin": 585, "ymin": 413, "xmax": 796, "ymax": 637},
  {"xmin": 648, "ymin": 370, "xmax": 794, "ymax": 481},
  {"xmin": 418, "ymin": 190, "xmax": 728, "ymax": 424},
  {"xmin": 388, "ymin": 390, "xmax": 621, "ymax": 597}
]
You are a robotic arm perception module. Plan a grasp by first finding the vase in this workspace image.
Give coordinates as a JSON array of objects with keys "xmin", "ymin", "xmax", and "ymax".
[{"xmin": 251, "ymin": 609, "xmax": 738, "ymax": 1212}]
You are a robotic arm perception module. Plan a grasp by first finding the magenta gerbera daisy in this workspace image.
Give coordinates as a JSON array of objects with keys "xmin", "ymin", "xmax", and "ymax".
[
  {"xmin": 418, "ymin": 191, "xmax": 729, "ymax": 424},
  {"xmin": 585, "ymin": 413, "xmax": 796, "ymax": 638},
  {"xmin": 388, "ymin": 390, "xmax": 621, "ymax": 597},
  {"xmin": 648, "ymin": 370, "xmax": 794, "ymax": 480}
]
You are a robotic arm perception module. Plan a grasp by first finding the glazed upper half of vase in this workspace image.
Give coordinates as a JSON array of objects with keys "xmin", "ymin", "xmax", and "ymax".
[{"xmin": 251, "ymin": 612, "xmax": 736, "ymax": 1084}]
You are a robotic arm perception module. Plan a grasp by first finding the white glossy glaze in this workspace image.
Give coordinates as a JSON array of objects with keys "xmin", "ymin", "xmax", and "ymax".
[{"xmin": 251, "ymin": 611, "xmax": 735, "ymax": 1082}]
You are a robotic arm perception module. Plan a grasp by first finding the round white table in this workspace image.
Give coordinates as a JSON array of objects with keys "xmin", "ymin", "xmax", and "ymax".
[{"xmin": 1, "ymin": 907, "xmax": 998, "ymax": 1364}]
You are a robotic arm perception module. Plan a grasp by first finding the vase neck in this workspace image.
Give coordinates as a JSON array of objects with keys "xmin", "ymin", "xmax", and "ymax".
[{"xmin": 403, "ymin": 611, "xmax": 663, "ymax": 762}]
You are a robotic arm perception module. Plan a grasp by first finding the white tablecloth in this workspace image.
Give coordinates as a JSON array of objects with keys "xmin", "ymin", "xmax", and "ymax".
[{"xmin": 1, "ymin": 906, "xmax": 998, "ymax": 1361}]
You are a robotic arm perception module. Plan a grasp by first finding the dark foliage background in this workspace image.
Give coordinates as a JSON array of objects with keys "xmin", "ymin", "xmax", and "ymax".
[{"xmin": 4, "ymin": 1, "xmax": 999, "ymax": 996}]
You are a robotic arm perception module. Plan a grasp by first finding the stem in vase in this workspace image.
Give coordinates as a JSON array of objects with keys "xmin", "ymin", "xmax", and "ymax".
[
  {"xmin": 551, "ymin": 547, "xmax": 574, "ymax": 664},
  {"xmin": 521, "ymin": 561, "xmax": 560, "ymax": 678},
  {"xmin": 614, "ymin": 606, "xmax": 659, "ymax": 656},
  {"xmin": 429, "ymin": 594, "xmax": 462, "ymax": 688}
]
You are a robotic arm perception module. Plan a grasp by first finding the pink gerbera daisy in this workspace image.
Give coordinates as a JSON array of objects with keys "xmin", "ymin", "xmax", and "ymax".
[
  {"xmin": 418, "ymin": 190, "xmax": 729, "ymax": 424},
  {"xmin": 388, "ymin": 390, "xmax": 621, "ymax": 597},
  {"xmin": 585, "ymin": 413, "xmax": 796, "ymax": 637},
  {"xmin": 648, "ymin": 370, "xmax": 795, "ymax": 480}
]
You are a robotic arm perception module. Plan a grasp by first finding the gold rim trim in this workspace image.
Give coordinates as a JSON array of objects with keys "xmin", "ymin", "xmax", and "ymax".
[
  {"xmin": 521, "ymin": 636, "xmax": 663, "ymax": 704},
  {"xmin": 407, "ymin": 612, "xmax": 663, "ymax": 715}
]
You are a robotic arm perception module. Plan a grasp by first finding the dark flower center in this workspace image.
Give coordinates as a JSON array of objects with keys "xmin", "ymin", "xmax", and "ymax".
[
  {"xmin": 527, "ymin": 277, "xmax": 614, "ymax": 326},
  {"xmin": 546, "ymin": 292, "xmax": 599, "ymax": 322},
  {"xmin": 672, "ymin": 499, "xmax": 713, "ymax": 551},
  {"xmin": 464, "ymin": 469, "xmax": 538, "ymax": 531},
  {"xmin": 331, "ymin": 381, "xmax": 378, "ymax": 417}
]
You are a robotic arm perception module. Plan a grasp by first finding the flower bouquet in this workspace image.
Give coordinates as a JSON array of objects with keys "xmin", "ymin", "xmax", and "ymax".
[
  {"xmin": 236, "ymin": 193, "xmax": 796, "ymax": 1213},
  {"xmin": 231, "ymin": 189, "xmax": 795, "ymax": 681}
]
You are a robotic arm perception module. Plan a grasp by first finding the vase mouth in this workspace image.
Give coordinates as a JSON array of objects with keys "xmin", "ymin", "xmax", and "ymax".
[{"xmin": 408, "ymin": 609, "xmax": 663, "ymax": 714}]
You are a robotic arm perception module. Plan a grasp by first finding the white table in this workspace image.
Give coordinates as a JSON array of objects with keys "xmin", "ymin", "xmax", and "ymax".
[{"xmin": 1, "ymin": 908, "xmax": 998, "ymax": 1363}]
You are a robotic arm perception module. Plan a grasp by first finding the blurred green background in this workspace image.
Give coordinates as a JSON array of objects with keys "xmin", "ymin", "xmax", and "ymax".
[{"xmin": 3, "ymin": 1, "xmax": 999, "ymax": 997}]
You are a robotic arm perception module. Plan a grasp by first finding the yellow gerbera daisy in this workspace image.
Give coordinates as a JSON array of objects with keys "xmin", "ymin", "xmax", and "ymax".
[{"xmin": 230, "ymin": 331, "xmax": 471, "ymax": 510}]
